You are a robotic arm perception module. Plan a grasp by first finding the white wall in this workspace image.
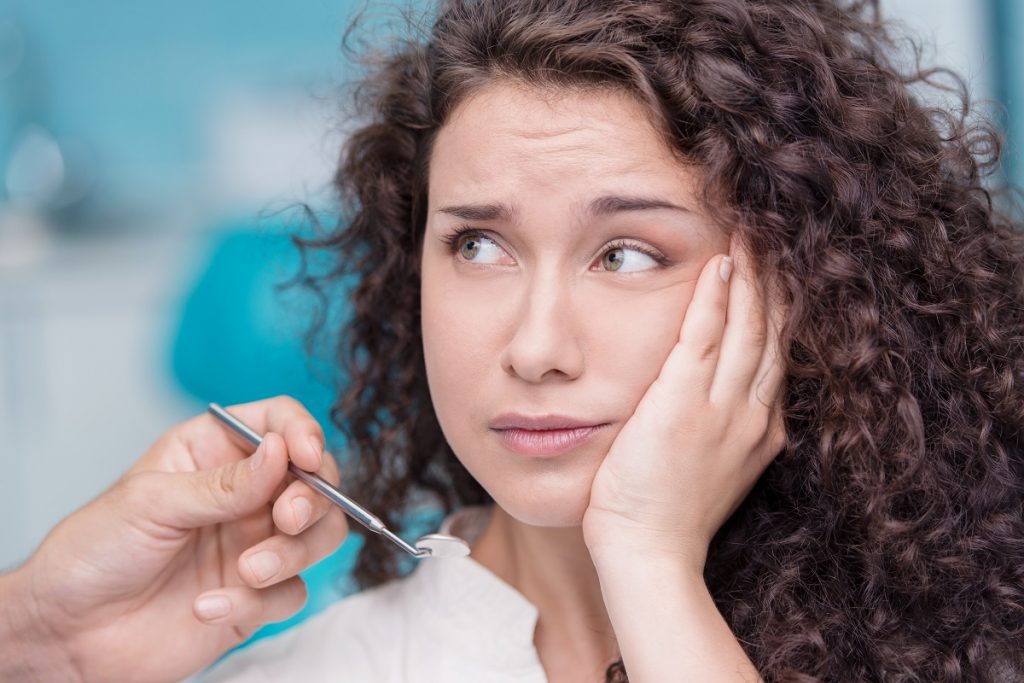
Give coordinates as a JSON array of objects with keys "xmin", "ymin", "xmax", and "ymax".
[
  {"xmin": 883, "ymin": 0, "xmax": 995, "ymax": 105},
  {"xmin": 0, "ymin": 228, "xmax": 203, "ymax": 569}
]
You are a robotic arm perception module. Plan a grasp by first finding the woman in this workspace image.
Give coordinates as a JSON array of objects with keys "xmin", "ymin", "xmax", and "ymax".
[
  {"xmin": 301, "ymin": 0, "xmax": 1024, "ymax": 677},
  {"xmin": 1, "ymin": 0, "xmax": 1020, "ymax": 681}
]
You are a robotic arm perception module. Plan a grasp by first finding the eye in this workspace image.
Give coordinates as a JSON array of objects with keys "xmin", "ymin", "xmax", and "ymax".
[
  {"xmin": 596, "ymin": 241, "xmax": 665, "ymax": 273},
  {"xmin": 444, "ymin": 229, "xmax": 512, "ymax": 265}
]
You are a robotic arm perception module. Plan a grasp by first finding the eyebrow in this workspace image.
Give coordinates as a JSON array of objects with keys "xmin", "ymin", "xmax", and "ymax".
[{"xmin": 435, "ymin": 194, "xmax": 690, "ymax": 222}]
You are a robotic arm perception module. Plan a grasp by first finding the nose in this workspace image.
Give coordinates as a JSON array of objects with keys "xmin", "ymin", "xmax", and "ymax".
[{"xmin": 499, "ymin": 272, "xmax": 585, "ymax": 383}]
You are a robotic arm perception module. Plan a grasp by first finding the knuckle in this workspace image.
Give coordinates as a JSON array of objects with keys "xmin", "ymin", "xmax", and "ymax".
[
  {"xmin": 217, "ymin": 466, "xmax": 240, "ymax": 497},
  {"xmin": 679, "ymin": 328, "xmax": 720, "ymax": 362},
  {"xmin": 272, "ymin": 394, "xmax": 303, "ymax": 413},
  {"xmin": 287, "ymin": 418, "xmax": 324, "ymax": 445},
  {"xmin": 696, "ymin": 339, "xmax": 719, "ymax": 362},
  {"xmin": 284, "ymin": 578, "xmax": 309, "ymax": 614},
  {"xmin": 206, "ymin": 465, "xmax": 242, "ymax": 512},
  {"xmin": 749, "ymin": 326, "xmax": 768, "ymax": 347}
]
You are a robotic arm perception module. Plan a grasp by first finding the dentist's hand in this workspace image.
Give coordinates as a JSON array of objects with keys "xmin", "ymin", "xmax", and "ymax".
[
  {"xmin": 582, "ymin": 239, "xmax": 788, "ymax": 574},
  {"xmin": 0, "ymin": 396, "xmax": 348, "ymax": 683}
]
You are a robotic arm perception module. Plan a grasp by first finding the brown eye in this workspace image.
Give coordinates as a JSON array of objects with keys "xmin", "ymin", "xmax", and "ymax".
[
  {"xmin": 602, "ymin": 248, "xmax": 625, "ymax": 271},
  {"xmin": 458, "ymin": 234, "xmax": 482, "ymax": 260}
]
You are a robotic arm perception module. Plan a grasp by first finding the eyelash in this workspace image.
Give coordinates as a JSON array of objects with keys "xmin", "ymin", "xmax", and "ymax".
[{"xmin": 439, "ymin": 225, "xmax": 672, "ymax": 270}]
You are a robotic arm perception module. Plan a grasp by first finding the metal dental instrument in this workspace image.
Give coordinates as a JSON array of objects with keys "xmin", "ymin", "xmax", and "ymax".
[{"xmin": 207, "ymin": 402, "xmax": 470, "ymax": 559}]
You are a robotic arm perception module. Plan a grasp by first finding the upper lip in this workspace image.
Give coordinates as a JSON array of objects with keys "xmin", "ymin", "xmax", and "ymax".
[{"xmin": 489, "ymin": 413, "xmax": 607, "ymax": 431}]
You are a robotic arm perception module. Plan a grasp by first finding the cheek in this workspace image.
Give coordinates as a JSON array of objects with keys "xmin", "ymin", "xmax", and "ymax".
[
  {"xmin": 583, "ymin": 286, "xmax": 692, "ymax": 400},
  {"xmin": 419, "ymin": 275, "xmax": 697, "ymax": 527},
  {"xmin": 421, "ymin": 276, "xmax": 495, "ymax": 435}
]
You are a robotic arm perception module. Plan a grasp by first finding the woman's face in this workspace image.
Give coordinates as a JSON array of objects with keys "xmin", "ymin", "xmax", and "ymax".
[{"xmin": 421, "ymin": 83, "xmax": 728, "ymax": 527}]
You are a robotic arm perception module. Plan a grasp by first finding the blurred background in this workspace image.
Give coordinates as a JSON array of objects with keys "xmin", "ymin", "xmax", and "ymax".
[{"xmin": 0, "ymin": 0, "xmax": 1021, "ymax": 653}]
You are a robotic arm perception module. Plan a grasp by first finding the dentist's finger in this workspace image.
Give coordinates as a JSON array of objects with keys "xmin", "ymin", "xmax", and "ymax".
[
  {"xmin": 280, "ymin": 406, "xmax": 326, "ymax": 472},
  {"xmin": 237, "ymin": 507, "xmax": 349, "ymax": 589},
  {"xmin": 213, "ymin": 395, "xmax": 327, "ymax": 472},
  {"xmin": 130, "ymin": 432, "xmax": 290, "ymax": 530},
  {"xmin": 193, "ymin": 576, "xmax": 307, "ymax": 628},
  {"xmin": 272, "ymin": 453, "xmax": 342, "ymax": 535}
]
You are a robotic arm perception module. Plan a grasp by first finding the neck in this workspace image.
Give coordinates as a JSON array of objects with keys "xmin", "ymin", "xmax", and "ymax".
[{"xmin": 470, "ymin": 504, "xmax": 619, "ymax": 679}]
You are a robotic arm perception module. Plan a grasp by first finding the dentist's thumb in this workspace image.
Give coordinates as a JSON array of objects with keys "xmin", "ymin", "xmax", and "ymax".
[{"xmin": 130, "ymin": 432, "xmax": 291, "ymax": 530}]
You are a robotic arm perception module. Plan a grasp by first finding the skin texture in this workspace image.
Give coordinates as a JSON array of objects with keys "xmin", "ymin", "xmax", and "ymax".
[{"xmin": 420, "ymin": 83, "xmax": 745, "ymax": 678}]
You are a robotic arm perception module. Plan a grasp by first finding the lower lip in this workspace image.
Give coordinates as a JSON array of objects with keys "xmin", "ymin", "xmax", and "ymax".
[{"xmin": 495, "ymin": 425, "xmax": 607, "ymax": 457}]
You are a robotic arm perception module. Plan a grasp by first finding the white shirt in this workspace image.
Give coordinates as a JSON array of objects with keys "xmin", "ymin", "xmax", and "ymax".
[{"xmin": 200, "ymin": 504, "xmax": 549, "ymax": 682}]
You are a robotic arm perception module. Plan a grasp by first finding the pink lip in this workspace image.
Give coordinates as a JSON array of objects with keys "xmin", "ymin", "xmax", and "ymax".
[
  {"xmin": 489, "ymin": 413, "xmax": 609, "ymax": 457},
  {"xmin": 494, "ymin": 424, "xmax": 608, "ymax": 457},
  {"xmin": 490, "ymin": 413, "xmax": 603, "ymax": 430}
]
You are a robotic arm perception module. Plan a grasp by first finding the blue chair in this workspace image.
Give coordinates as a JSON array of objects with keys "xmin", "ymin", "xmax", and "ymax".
[{"xmin": 168, "ymin": 217, "xmax": 362, "ymax": 646}]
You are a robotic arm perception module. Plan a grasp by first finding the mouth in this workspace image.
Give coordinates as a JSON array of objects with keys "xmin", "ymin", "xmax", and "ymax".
[{"xmin": 492, "ymin": 423, "xmax": 609, "ymax": 457}]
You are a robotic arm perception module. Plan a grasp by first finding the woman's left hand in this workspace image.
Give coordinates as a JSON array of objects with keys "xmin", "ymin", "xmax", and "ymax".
[{"xmin": 582, "ymin": 238, "xmax": 788, "ymax": 573}]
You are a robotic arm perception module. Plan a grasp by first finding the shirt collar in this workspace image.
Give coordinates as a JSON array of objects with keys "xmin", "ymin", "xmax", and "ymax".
[{"xmin": 405, "ymin": 504, "xmax": 542, "ymax": 669}]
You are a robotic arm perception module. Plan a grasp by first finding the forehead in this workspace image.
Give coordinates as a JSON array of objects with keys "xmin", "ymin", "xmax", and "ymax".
[{"xmin": 428, "ymin": 83, "xmax": 690, "ymax": 195}]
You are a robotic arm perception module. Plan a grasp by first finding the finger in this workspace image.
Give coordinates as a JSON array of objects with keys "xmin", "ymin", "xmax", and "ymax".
[
  {"xmin": 751, "ymin": 276, "xmax": 789, "ymax": 411},
  {"xmin": 135, "ymin": 432, "xmax": 290, "ymax": 529},
  {"xmin": 273, "ymin": 453, "xmax": 341, "ymax": 535},
  {"xmin": 237, "ymin": 507, "xmax": 349, "ymax": 589},
  {"xmin": 281, "ymin": 407, "xmax": 326, "ymax": 472},
  {"xmin": 764, "ymin": 399, "xmax": 788, "ymax": 461},
  {"xmin": 219, "ymin": 396, "xmax": 327, "ymax": 473},
  {"xmin": 193, "ymin": 576, "xmax": 307, "ymax": 628},
  {"xmin": 663, "ymin": 252, "xmax": 733, "ymax": 396},
  {"xmin": 170, "ymin": 396, "xmax": 322, "ymax": 473},
  {"xmin": 711, "ymin": 237, "xmax": 769, "ymax": 403},
  {"xmin": 210, "ymin": 395, "xmax": 329, "ymax": 475}
]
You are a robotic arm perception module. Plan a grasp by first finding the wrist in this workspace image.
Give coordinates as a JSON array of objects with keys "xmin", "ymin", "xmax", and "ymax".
[
  {"xmin": 0, "ymin": 563, "xmax": 81, "ymax": 682},
  {"xmin": 589, "ymin": 547, "xmax": 762, "ymax": 682},
  {"xmin": 584, "ymin": 526, "xmax": 709, "ymax": 579},
  {"xmin": 592, "ymin": 545, "xmax": 707, "ymax": 590}
]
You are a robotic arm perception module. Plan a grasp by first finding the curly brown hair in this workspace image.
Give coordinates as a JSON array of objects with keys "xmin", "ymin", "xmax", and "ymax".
[{"xmin": 290, "ymin": 0, "xmax": 1024, "ymax": 680}]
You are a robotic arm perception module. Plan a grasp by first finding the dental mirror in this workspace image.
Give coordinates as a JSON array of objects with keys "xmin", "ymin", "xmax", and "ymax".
[
  {"xmin": 207, "ymin": 403, "xmax": 471, "ymax": 559},
  {"xmin": 415, "ymin": 533, "xmax": 472, "ymax": 558}
]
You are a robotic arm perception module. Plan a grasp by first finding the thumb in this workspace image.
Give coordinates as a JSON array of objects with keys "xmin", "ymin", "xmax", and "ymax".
[{"xmin": 146, "ymin": 432, "xmax": 290, "ymax": 529}]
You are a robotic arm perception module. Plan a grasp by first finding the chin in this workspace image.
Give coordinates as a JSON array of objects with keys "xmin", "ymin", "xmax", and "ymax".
[{"xmin": 480, "ymin": 468, "xmax": 595, "ymax": 527}]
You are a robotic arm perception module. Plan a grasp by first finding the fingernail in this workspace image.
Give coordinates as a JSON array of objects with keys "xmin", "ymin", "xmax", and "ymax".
[
  {"xmin": 292, "ymin": 497, "xmax": 312, "ymax": 530},
  {"xmin": 249, "ymin": 441, "xmax": 266, "ymax": 471},
  {"xmin": 195, "ymin": 594, "xmax": 231, "ymax": 621},
  {"xmin": 719, "ymin": 255, "xmax": 734, "ymax": 283},
  {"xmin": 307, "ymin": 436, "xmax": 324, "ymax": 469},
  {"xmin": 245, "ymin": 550, "xmax": 282, "ymax": 583}
]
